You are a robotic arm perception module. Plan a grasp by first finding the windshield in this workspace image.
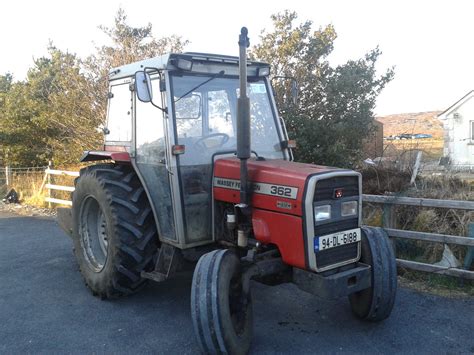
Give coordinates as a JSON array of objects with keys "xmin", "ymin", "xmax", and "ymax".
[{"xmin": 170, "ymin": 74, "xmax": 284, "ymax": 165}]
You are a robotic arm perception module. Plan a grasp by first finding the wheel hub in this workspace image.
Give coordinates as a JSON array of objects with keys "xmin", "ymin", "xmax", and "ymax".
[{"xmin": 79, "ymin": 196, "xmax": 109, "ymax": 272}]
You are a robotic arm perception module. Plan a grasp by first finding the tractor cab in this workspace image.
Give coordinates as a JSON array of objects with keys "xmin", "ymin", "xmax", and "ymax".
[{"xmin": 97, "ymin": 53, "xmax": 292, "ymax": 249}]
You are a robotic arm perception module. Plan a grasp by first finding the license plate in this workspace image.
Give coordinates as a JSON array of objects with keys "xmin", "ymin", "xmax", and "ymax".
[{"xmin": 314, "ymin": 228, "xmax": 361, "ymax": 252}]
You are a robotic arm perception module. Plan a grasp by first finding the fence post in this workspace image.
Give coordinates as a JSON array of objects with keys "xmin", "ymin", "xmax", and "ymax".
[
  {"xmin": 410, "ymin": 151, "xmax": 422, "ymax": 186},
  {"xmin": 464, "ymin": 223, "xmax": 474, "ymax": 270},
  {"xmin": 5, "ymin": 165, "xmax": 10, "ymax": 188},
  {"xmin": 47, "ymin": 161, "xmax": 52, "ymax": 209},
  {"xmin": 382, "ymin": 204, "xmax": 396, "ymax": 228}
]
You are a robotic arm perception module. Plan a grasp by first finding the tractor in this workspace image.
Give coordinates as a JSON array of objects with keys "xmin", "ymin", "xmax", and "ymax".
[{"xmin": 58, "ymin": 27, "xmax": 397, "ymax": 354}]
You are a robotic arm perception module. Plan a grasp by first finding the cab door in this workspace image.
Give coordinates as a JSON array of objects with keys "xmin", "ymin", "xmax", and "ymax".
[
  {"xmin": 171, "ymin": 76, "xmax": 236, "ymax": 246},
  {"xmin": 133, "ymin": 76, "xmax": 177, "ymax": 242}
]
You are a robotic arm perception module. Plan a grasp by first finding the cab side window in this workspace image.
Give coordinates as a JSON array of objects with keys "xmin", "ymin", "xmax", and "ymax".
[
  {"xmin": 106, "ymin": 83, "xmax": 132, "ymax": 142},
  {"xmin": 208, "ymin": 90, "xmax": 234, "ymax": 136},
  {"xmin": 136, "ymin": 78, "xmax": 165, "ymax": 163}
]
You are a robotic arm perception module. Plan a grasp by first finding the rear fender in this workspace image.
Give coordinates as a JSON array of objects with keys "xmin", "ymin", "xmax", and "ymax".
[{"xmin": 80, "ymin": 150, "xmax": 131, "ymax": 163}]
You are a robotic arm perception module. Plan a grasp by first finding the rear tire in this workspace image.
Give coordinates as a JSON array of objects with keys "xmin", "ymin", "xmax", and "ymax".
[
  {"xmin": 72, "ymin": 164, "xmax": 158, "ymax": 299},
  {"xmin": 349, "ymin": 226, "xmax": 397, "ymax": 321},
  {"xmin": 191, "ymin": 249, "xmax": 253, "ymax": 355}
]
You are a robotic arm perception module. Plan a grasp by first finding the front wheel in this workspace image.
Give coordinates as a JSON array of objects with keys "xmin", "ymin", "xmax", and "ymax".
[
  {"xmin": 349, "ymin": 226, "xmax": 397, "ymax": 321},
  {"xmin": 191, "ymin": 249, "xmax": 253, "ymax": 355}
]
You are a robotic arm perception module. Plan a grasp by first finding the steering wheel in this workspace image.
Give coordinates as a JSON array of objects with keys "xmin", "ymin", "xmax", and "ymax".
[{"xmin": 194, "ymin": 133, "xmax": 230, "ymax": 149}]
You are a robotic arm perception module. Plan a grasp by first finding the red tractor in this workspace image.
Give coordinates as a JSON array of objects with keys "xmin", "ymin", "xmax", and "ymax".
[{"xmin": 58, "ymin": 28, "xmax": 396, "ymax": 354}]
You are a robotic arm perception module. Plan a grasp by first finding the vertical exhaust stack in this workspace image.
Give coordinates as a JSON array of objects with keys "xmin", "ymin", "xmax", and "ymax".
[{"xmin": 237, "ymin": 27, "xmax": 251, "ymax": 207}]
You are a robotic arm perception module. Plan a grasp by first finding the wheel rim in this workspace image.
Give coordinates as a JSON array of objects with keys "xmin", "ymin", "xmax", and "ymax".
[{"xmin": 79, "ymin": 195, "xmax": 109, "ymax": 272}]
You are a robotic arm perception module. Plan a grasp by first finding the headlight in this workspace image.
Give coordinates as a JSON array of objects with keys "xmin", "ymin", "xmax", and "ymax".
[
  {"xmin": 314, "ymin": 205, "xmax": 331, "ymax": 222},
  {"xmin": 341, "ymin": 201, "xmax": 358, "ymax": 217}
]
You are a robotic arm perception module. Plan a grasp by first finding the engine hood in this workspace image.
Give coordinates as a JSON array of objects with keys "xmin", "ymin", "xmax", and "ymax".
[{"xmin": 213, "ymin": 157, "xmax": 349, "ymax": 216}]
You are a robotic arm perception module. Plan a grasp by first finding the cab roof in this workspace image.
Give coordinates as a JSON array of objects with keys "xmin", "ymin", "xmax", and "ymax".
[{"xmin": 108, "ymin": 52, "xmax": 270, "ymax": 81}]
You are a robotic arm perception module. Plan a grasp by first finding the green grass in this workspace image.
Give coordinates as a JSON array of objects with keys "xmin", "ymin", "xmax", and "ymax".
[{"xmin": 399, "ymin": 270, "xmax": 474, "ymax": 297}]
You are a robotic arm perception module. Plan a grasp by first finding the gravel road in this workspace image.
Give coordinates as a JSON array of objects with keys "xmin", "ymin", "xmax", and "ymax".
[{"xmin": 0, "ymin": 210, "xmax": 473, "ymax": 354}]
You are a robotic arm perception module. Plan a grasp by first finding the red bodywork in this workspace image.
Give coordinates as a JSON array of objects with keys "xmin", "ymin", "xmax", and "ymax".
[
  {"xmin": 80, "ymin": 149, "xmax": 131, "ymax": 163},
  {"xmin": 213, "ymin": 158, "xmax": 338, "ymax": 269}
]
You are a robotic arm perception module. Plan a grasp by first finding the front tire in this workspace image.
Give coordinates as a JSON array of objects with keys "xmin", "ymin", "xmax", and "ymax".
[
  {"xmin": 72, "ymin": 164, "xmax": 158, "ymax": 299},
  {"xmin": 191, "ymin": 249, "xmax": 253, "ymax": 355},
  {"xmin": 349, "ymin": 226, "xmax": 397, "ymax": 321}
]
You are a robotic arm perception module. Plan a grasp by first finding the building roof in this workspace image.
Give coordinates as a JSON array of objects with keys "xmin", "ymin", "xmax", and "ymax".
[{"xmin": 437, "ymin": 90, "xmax": 474, "ymax": 119}]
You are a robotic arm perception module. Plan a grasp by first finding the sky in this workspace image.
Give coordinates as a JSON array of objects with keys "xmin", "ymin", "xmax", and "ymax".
[{"xmin": 1, "ymin": 0, "xmax": 473, "ymax": 116}]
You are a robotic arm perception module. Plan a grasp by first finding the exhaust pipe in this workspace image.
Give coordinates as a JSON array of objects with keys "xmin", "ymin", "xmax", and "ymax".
[{"xmin": 237, "ymin": 27, "xmax": 251, "ymax": 207}]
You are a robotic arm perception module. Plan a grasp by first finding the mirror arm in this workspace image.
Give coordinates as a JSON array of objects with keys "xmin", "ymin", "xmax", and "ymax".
[
  {"xmin": 151, "ymin": 101, "xmax": 167, "ymax": 114},
  {"xmin": 143, "ymin": 66, "xmax": 162, "ymax": 76}
]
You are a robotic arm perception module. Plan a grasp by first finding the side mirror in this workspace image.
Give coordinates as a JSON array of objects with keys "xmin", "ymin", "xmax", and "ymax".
[{"xmin": 135, "ymin": 71, "xmax": 153, "ymax": 102}]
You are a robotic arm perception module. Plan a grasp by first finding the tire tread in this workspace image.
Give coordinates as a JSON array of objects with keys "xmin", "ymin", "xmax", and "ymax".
[
  {"xmin": 349, "ymin": 226, "xmax": 397, "ymax": 322},
  {"xmin": 191, "ymin": 249, "xmax": 252, "ymax": 355},
  {"xmin": 72, "ymin": 164, "xmax": 158, "ymax": 299}
]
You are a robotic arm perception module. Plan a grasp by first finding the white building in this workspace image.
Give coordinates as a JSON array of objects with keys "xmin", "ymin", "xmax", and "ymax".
[{"xmin": 438, "ymin": 90, "xmax": 474, "ymax": 166}]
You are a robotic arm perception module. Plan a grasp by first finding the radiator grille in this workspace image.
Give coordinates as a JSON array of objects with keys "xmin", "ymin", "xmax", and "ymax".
[
  {"xmin": 315, "ymin": 242, "xmax": 359, "ymax": 269},
  {"xmin": 313, "ymin": 176, "xmax": 359, "ymax": 202}
]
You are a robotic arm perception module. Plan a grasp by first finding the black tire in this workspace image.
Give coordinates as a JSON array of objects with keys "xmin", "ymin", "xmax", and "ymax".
[
  {"xmin": 191, "ymin": 249, "xmax": 253, "ymax": 355},
  {"xmin": 72, "ymin": 164, "xmax": 158, "ymax": 299},
  {"xmin": 349, "ymin": 226, "xmax": 397, "ymax": 321}
]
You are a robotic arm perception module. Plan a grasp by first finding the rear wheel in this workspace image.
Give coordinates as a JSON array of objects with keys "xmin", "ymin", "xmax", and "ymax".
[
  {"xmin": 72, "ymin": 164, "xmax": 158, "ymax": 299},
  {"xmin": 191, "ymin": 249, "xmax": 253, "ymax": 355},
  {"xmin": 349, "ymin": 226, "xmax": 397, "ymax": 321}
]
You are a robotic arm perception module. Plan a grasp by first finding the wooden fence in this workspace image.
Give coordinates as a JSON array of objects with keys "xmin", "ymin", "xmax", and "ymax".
[
  {"xmin": 43, "ymin": 168, "xmax": 79, "ymax": 207},
  {"xmin": 363, "ymin": 194, "xmax": 474, "ymax": 280}
]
